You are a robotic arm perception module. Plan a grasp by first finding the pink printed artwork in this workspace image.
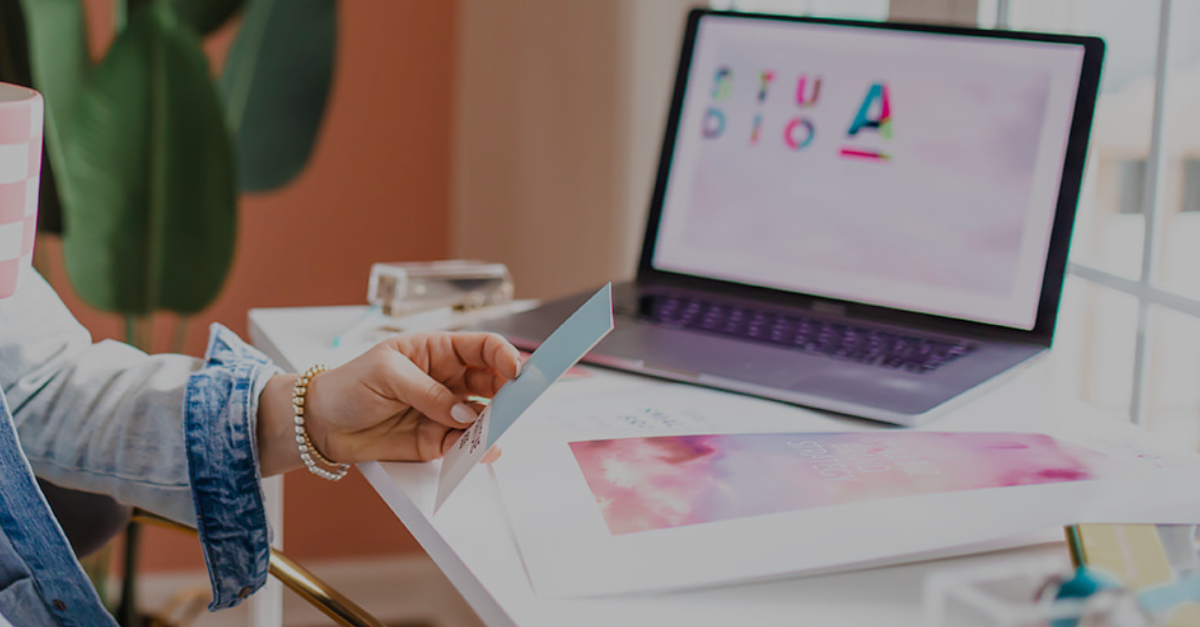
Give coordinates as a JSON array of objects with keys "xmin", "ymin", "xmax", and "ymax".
[{"xmin": 570, "ymin": 432, "xmax": 1116, "ymax": 535}]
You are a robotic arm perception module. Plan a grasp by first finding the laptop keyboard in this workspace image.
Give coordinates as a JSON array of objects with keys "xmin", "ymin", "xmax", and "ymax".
[{"xmin": 644, "ymin": 296, "xmax": 975, "ymax": 374}]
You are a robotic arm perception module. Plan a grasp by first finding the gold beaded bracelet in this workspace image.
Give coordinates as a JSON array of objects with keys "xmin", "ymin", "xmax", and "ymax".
[{"xmin": 293, "ymin": 365, "xmax": 350, "ymax": 481}]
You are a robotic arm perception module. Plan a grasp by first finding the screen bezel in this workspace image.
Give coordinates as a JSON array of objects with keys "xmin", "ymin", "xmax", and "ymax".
[{"xmin": 635, "ymin": 9, "xmax": 1105, "ymax": 346}]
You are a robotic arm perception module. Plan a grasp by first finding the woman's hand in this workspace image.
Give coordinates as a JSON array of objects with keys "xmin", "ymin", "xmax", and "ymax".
[{"xmin": 257, "ymin": 332, "xmax": 521, "ymax": 476}]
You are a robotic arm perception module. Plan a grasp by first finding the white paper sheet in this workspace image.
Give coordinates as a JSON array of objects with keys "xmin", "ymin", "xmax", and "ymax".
[
  {"xmin": 436, "ymin": 284, "xmax": 614, "ymax": 512},
  {"xmin": 491, "ymin": 385, "xmax": 1200, "ymax": 598}
]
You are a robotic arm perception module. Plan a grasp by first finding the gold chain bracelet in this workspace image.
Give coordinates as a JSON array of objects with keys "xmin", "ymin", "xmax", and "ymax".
[{"xmin": 292, "ymin": 365, "xmax": 350, "ymax": 481}]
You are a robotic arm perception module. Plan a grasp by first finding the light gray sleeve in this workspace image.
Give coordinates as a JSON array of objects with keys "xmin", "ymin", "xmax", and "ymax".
[{"xmin": 0, "ymin": 269, "xmax": 204, "ymax": 524}]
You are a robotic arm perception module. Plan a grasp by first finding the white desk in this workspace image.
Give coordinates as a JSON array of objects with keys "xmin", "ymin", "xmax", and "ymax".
[{"xmin": 249, "ymin": 305, "xmax": 1105, "ymax": 627}]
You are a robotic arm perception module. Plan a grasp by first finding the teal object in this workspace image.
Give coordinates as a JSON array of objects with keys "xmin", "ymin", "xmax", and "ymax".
[
  {"xmin": 221, "ymin": 0, "xmax": 336, "ymax": 192},
  {"xmin": 1052, "ymin": 566, "xmax": 1120, "ymax": 627}
]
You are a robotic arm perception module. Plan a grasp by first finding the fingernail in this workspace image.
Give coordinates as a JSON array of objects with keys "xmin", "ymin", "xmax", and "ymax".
[
  {"xmin": 451, "ymin": 403, "xmax": 479, "ymax": 424},
  {"xmin": 513, "ymin": 357, "xmax": 522, "ymax": 378}
]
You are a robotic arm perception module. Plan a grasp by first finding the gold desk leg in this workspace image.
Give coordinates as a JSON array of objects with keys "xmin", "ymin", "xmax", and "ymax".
[{"xmin": 132, "ymin": 510, "xmax": 387, "ymax": 627}]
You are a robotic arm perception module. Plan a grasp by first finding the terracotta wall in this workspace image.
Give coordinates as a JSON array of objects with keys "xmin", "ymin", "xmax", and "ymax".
[{"xmin": 38, "ymin": 0, "xmax": 457, "ymax": 570}]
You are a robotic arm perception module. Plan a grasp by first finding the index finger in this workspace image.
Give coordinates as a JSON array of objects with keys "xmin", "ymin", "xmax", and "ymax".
[{"xmin": 447, "ymin": 332, "xmax": 522, "ymax": 379}]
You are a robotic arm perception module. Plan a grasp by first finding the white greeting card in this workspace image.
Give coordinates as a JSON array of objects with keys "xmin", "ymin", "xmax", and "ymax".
[{"xmin": 435, "ymin": 284, "xmax": 614, "ymax": 512}]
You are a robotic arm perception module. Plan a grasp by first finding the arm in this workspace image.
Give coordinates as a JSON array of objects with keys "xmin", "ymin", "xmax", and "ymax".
[
  {"xmin": 256, "ymin": 332, "xmax": 521, "ymax": 476},
  {"xmin": 0, "ymin": 270, "xmax": 521, "ymax": 608},
  {"xmin": 0, "ymin": 272, "xmax": 281, "ymax": 608},
  {"xmin": 0, "ymin": 272, "xmax": 219, "ymax": 524}
]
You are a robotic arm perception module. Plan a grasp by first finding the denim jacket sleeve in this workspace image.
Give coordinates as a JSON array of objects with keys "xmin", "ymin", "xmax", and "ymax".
[{"xmin": 0, "ymin": 270, "xmax": 281, "ymax": 609}]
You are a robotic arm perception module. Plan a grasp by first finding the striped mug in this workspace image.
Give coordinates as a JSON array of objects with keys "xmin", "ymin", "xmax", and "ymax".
[{"xmin": 0, "ymin": 82, "xmax": 42, "ymax": 300}]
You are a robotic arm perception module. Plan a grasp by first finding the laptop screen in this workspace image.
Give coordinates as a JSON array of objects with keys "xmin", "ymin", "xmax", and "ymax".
[{"xmin": 650, "ymin": 14, "xmax": 1088, "ymax": 331}]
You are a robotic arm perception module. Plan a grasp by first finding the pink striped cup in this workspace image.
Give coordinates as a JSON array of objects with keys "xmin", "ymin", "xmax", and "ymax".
[{"xmin": 0, "ymin": 83, "xmax": 43, "ymax": 299}]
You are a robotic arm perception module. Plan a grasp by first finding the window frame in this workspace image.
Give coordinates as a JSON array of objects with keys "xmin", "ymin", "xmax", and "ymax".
[
  {"xmin": 989, "ymin": 0, "xmax": 1199, "ymax": 426},
  {"xmin": 722, "ymin": 0, "xmax": 1200, "ymax": 426},
  {"xmin": 1010, "ymin": 0, "xmax": 1198, "ymax": 424}
]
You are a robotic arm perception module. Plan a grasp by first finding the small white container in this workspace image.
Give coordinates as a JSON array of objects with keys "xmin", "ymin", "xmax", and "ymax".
[{"xmin": 367, "ymin": 260, "xmax": 514, "ymax": 316}]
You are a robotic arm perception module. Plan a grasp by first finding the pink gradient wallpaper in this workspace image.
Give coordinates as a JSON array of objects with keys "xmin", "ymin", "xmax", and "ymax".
[{"xmin": 569, "ymin": 432, "xmax": 1117, "ymax": 535}]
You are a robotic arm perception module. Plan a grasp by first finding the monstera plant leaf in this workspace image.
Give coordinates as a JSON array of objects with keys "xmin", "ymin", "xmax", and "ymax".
[
  {"xmin": 221, "ymin": 0, "xmax": 336, "ymax": 192},
  {"xmin": 61, "ymin": 3, "xmax": 236, "ymax": 315},
  {"xmin": 170, "ymin": 0, "xmax": 245, "ymax": 36},
  {"xmin": 8, "ymin": 0, "xmax": 92, "ymax": 234}
]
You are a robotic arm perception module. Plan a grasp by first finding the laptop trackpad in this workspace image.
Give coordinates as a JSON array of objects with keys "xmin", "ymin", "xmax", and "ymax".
[{"xmin": 603, "ymin": 324, "xmax": 815, "ymax": 389}]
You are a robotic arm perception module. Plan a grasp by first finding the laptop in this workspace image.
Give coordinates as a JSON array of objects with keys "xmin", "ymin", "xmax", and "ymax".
[{"xmin": 474, "ymin": 10, "xmax": 1105, "ymax": 426}]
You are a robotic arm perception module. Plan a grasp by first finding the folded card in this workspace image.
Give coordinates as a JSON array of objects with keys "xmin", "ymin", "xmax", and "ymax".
[{"xmin": 435, "ymin": 283, "xmax": 614, "ymax": 512}]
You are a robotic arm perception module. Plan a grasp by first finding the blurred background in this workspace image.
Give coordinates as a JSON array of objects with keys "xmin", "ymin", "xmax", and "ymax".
[{"xmin": 18, "ymin": 0, "xmax": 1200, "ymax": 625}]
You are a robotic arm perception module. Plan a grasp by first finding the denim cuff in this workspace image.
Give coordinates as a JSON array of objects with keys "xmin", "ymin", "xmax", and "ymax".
[{"xmin": 184, "ymin": 323, "xmax": 282, "ymax": 610}]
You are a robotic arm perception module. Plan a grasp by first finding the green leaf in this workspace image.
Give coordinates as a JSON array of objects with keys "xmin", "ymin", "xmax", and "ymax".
[
  {"xmin": 13, "ymin": 0, "xmax": 92, "ymax": 234},
  {"xmin": 221, "ymin": 0, "xmax": 335, "ymax": 192},
  {"xmin": 16, "ymin": 0, "xmax": 89, "ymax": 130},
  {"xmin": 61, "ymin": 3, "xmax": 236, "ymax": 315},
  {"xmin": 170, "ymin": 0, "xmax": 245, "ymax": 36}
]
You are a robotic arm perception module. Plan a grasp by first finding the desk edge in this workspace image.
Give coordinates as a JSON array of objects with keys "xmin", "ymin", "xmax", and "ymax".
[{"xmin": 359, "ymin": 461, "xmax": 518, "ymax": 627}]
